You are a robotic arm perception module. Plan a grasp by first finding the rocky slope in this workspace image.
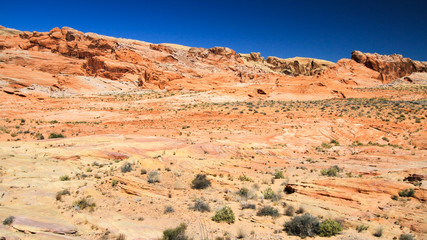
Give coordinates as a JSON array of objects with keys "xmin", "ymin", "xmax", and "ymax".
[{"xmin": 352, "ymin": 50, "xmax": 427, "ymax": 82}]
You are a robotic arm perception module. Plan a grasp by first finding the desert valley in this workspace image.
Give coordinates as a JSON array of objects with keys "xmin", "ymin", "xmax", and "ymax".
[{"xmin": 0, "ymin": 26, "xmax": 425, "ymax": 240}]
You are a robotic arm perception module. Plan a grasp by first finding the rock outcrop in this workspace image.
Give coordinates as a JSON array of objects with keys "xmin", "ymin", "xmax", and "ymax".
[
  {"xmin": 239, "ymin": 52, "xmax": 335, "ymax": 76},
  {"xmin": 351, "ymin": 50, "xmax": 427, "ymax": 82}
]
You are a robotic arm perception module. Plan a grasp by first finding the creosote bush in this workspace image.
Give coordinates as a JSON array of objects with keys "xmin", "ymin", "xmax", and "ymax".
[
  {"xmin": 73, "ymin": 197, "xmax": 96, "ymax": 211},
  {"xmin": 56, "ymin": 189, "xmax": 70, "ymax": 201},
  {"xmin": 319, "ymin": 219, "xmax": 342, "ymax": 237},
  {"xmin": 59, "ymin": 175, "xmax": 70, "ymax": 181},
  {"xmin": 257, "ymin": 206, "xmax": 279, "ymax": 218},
  {"xmin": 148, "ymin": 171, "xmax": 161, "ymax": 183},
  {"xmin": 3, "ymin": 216, "xmax": 14, "ymax": 225},
  {"xmin": 191, "ymin": 174, "xmax": 211, "ymax": 189},
  {"xmin": 121, "ymin": 162, "xmax": 132, "ymax": 173},
  {"xmin": 162, "ymin": 223, "xmax": 190, "ymax": 240},
  {"xmin": 212, "ymin": 206, "xmax": 235, "ymax": 224},
  {"xmin": 49, "ymin": 133, "xmax": 65, "ymax": 139},
  {"xmin": 284, "ymin": 213, "xmax": 319, "ymax": 238},
  {"xmin": 399, "ymin": 188, "xmax": 415, "ymax": 197},
  {"xmin": 399, "ymin": 233, "xmax": 415, "ymax": 240},
  {"xmin": 321, "ymin": 165, "xmax": 341, "ymax": 177},
  {"xmin": 191, "ymin": 198, "xmax": 210, "ymax": 212}
]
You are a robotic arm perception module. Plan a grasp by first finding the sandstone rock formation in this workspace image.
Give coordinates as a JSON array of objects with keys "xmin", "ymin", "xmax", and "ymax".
[{"xmin": 352, "ymin": 50, "xmax": 427, "ymax": 82}]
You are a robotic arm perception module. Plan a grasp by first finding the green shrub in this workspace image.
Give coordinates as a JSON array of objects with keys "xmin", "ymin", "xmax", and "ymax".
[
  {"xmin": 3, "ymin": 216, "xmax": 14, "ymax": 225},
  {"xmin": 191, "ymin": 198, "xmax": 210, "ymax": 212},
  {"xmin": 191, "ymin": 174, "xmax": 211, "ymax": 189},
  {"xmin": 262, "ymin": 187, "xmax": 281, "ymax": 202},
  {"xmin": 121, "ymin": 162, "xmax": 132, "ymax": 173},
  {"xmin": 321, "ymin": 166, "xmax": 340, "ymax": 177},
  {"xmin": 356, "ymin": 224, "xmax": 369, "ymax": 232},
  {"xmin": 237, "ymin": 187, "xmax": 249, "ymax": 198},
  {"xmin": 212, "ymin": 206, "xmax": 235, "ymax": 224},
  {"xmin": 399, "ymin": 188, "xmax": 415, "ymax": 197},
  {"xmin": 319, "ymin": 219, "xmax": 342, "ymax": 237},
  {"xmin": 399, "ymin": 233, "xmax": 415, "ymax": 240},
  {"xmin": 49, "ymin": 133, "xmax": 65, "ymax": 139},
  {"xmin": 35, "ymin": 132, "xmax": 44, "ymax": 140},
  {"xmin": 240, "ymin": 202, "xmax": 256, "ymax": 210},
  {"xmin": 238, "ymin": 174, "xmax": 252, "ymax": 182},
  {"xmin": 112, "ymin": 179, "xmax": 118, "ymax": 187},
  {"xmin": 162, "ymin": 223, "xmax": 189, "ymax": 240},
  {"xmin": 274, "ymin": 170, "xmax": 285, "ymax": 179},
  {"xmin": 73, "ymin": 197, "xmax": 95, "ymax": 211},
  {"xmin": 284, "ymin": 213, "xmax": 319, "ymax": 238},
  {"xmin": 257, "ymin": 206, "xmax": 279, "ymax": 218},
  {"xmin": 164, "ymin": 206, "xmax": 174, "ymax": 214},
  {"xmin": 56, "ymin": 189, "xmax": 70, "ymax": 201},
  {"xmin": 59, "ymin": 175, "xmax": 70, "ymax": 181}
]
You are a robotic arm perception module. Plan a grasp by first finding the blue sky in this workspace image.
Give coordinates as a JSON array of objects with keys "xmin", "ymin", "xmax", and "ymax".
[{"xmin": 1, "ymin": 0, "xmax": 426, "ymax": 62}]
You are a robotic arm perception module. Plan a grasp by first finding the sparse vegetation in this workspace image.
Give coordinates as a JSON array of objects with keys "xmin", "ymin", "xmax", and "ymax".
[
  {"xmin": 399, "ymin": 188, "xmax": 415, "ymax": 197},
  {"xmin": 191, "ymin": 174, "xmax": 211, "ymax": 189},
  {"xmin": 257, "ymin": 206, "xmax": 279, "ymax": 218},
  {"xmin": 48, "ymin": 132, "xmax": 65, "ymax": 139},
  {"xmin": 56, "ymin": 189, "xmax": 70, "ymax": 201},
  {"xmin": 121, "ymin": 162, "xmax": 132, "ymax": 173},
  {"xmin": 399, "ymin": 233, "xmax": 415, "ymax": 240},
  {"xmin": 321, "ymin": 165, "xmax": 341, "ymax": 177},
  {"xmin": 212, "ymin": 206, "xmax": 235, "ymax": 224},
  {"xmin": 148, "ymin": 171, "xmax": 161, "ymax": 183},
  {"xmin": 73, "ymin": 197, "xmax": 96, "ymax": 211},
  {"xmin": 3, "ymin": 216, "xmax": 14, "ymax": 225},
  {"xmin": 284, "ymin": 213, "xmax": 320, "ymax": 238},
  {"xmin": 59, "ymin": 175, "xmax": 70, "ymax": 181},
  {"xmin": 356, "ymin": 224, "xmax": 369, "ymax": 232},
  {"xmin": 162, "ymin": 223, "xmax": 190, "ymax": 240},
  {"xmin": 190, "ymin": 198, "xmax": 210, "ymax": 212},
  {"xmin": 319, "ymin": 219, "xmax": 342, "ymax": 237}
]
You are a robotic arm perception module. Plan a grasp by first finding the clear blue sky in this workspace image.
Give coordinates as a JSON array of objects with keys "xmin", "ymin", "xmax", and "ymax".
[{"xmin": 1, "ymin": 0, "xmax": 426, "ymax": 62}]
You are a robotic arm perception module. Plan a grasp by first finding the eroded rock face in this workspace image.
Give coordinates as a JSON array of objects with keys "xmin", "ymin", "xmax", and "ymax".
[
  {"xmin": 351, "ymin": 50, "xmax": 427, "ymax": 81},
  {"xmin": 240, "ymin": 52, "xmax": 335, "ymax": 76}
]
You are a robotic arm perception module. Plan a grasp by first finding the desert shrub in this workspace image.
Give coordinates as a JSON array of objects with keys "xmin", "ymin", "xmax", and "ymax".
[
  {"xmin": 240, "ymin": 202, "xmax": 256, "ymax": 210},
  {"xmin": 164, "ymin": 206, "xmax": 174, "ymax": 214},
  {"xmin": 356, "ymin": 224, "xmax": 369, "ymax": 232},
  {"xmin": 191, "ymin": 174, "xmax": 211, "ymax": 189},
  {"xmin": 296, "ymin": 206, "xmax": 305, "ymax": 214},
  {"xmin": 284, "ymin": 213, "xmax": 320, "ymax": 238},
  {"xmin": 285, "ymin": 205, "xmax": 295, "ymax": 216},
  {"xmin": 73, "ymin": 197, "xmax": 96, "ymax": 211},
  {"xmin": 399, "ymin": 188, "xmax": 415, "ymax": 197},
  {"xmin": 49, "ymin": 133, "xmax": 65, "ymax": 139},
  {"xmin": 35, "ymin": 132, "xmax": 44, "ymax": 140},
  {"xmin": 238, "ymin": 174, "xmax": 252, "ymax": 182},
  {"xmin": 121, "ymin": 162, "xmax": 132, "ymax": 173},
  {"xmin": 263, "ymin": 187, "xmax": 280, "ymax": 200},
  {"xmin": 319, "ymin": 219, "xmax": 342, "ymax": 237},
  {"xmin": 141, "ymin": 169, "xmax": 147, "ymax": 175},
  {"xmin": 274, "ymin": 170, "xmax": 285, "ymax": 179},
  {"xmin": 148, "ymin": 171, "xmax": 161, "ymax": 183},
  {"xmin": 212, "ymin": 206, "xmax": 235, "ymax": 224},
  {"xmin": 237, "ymin": 187, "xmax": 249, "ymax": 198},
  {"xmin": 373, "ymin": 227, "xmax": 383, "ymax": 237},
  {"xmin": 112, "ymin": 179, "xmax": 118, "ymax": 187},
  {"xmin": 257, "ymin": 206, "xmax": 279, "ymax": 218},
  {"xmin": 3, "ymin": 216, "xmax": 14, "ymax": 225},
  {"xmin": 321, "ymin": 165, "xmax": 340, "ymax": 177},
  {"xmin": 162, "ymin": 223, "xmax": 189, "ymax": 240},
  {"xmin": 56, "ymin": 189, "xmax": 70, "ymax": 201},
  {"xmin": 399, "ymin": 233, "xmax": 415, "ymax": 240},
  {"xmin": 191, "ymin": 198, "xmax": 210, "ymax": 212},
  {"xmin": 60, "ymin": 175, "xmax": 70, "ymax": 181}
]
